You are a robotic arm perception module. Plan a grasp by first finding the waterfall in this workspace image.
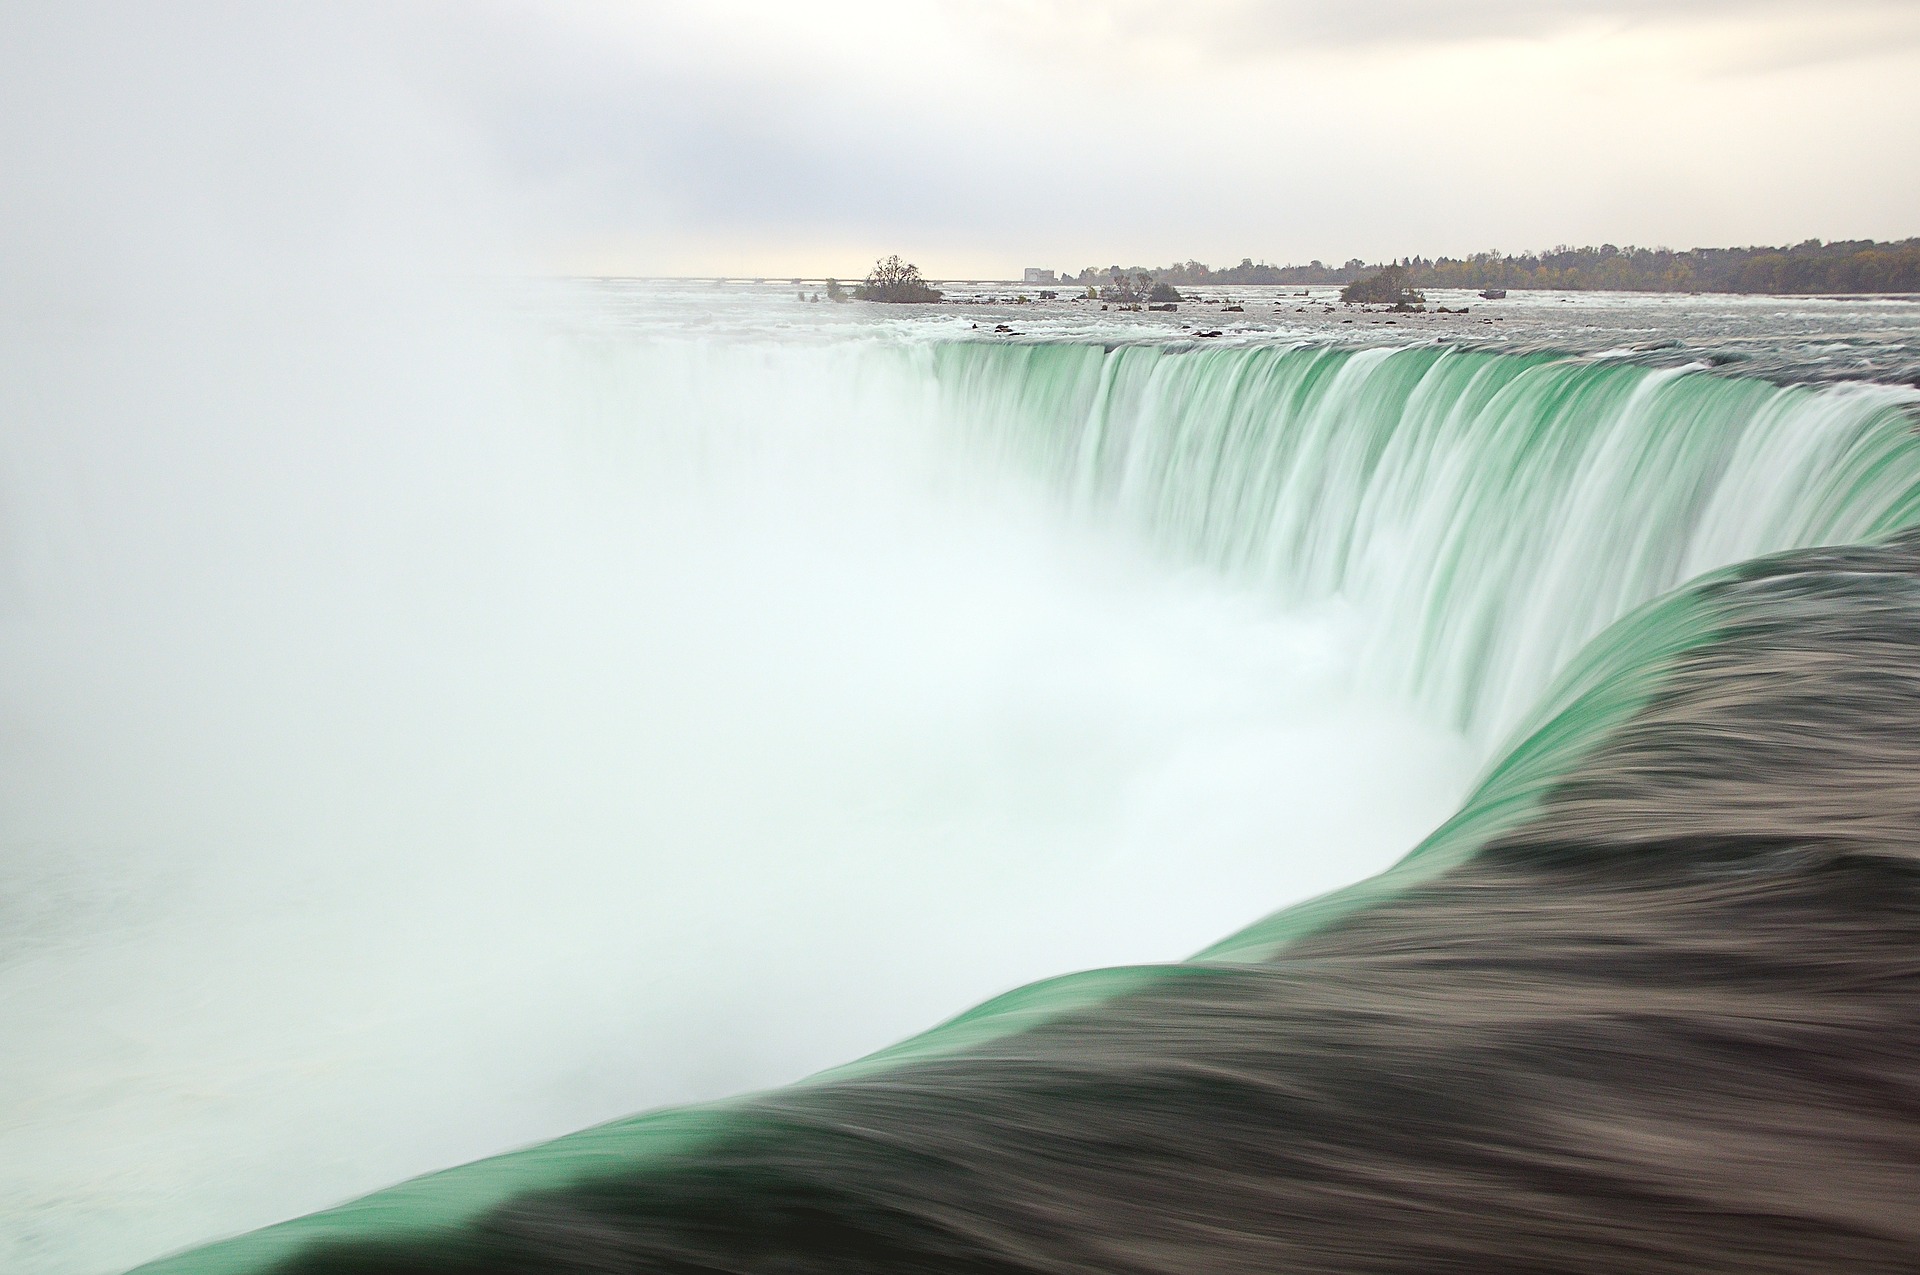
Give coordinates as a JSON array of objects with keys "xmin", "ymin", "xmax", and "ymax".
[
  {"xmin": 34, "ymin": 327, "xmax": 1920, "ymax": 1275},
  {"xmin": 932, "ymin": 340, "xmax": 1920, "ymax": 739}
]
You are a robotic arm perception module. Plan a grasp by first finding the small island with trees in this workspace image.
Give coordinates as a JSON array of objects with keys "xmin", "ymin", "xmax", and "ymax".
[
  {"xmin": 1340, "ymin": 264, "xmax": 1425, "ymax": 308},
  {"xmin": 855, "ymin": 256, "xmax": 942, "ymax": 303}
]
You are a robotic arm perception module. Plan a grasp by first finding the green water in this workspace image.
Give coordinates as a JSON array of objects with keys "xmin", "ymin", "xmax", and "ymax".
[{"xmin": 935, "ymin": 341, "xmax": 1920, "ymax": 739}]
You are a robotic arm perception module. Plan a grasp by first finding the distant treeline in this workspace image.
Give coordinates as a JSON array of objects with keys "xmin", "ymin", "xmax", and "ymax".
[{"xmin": 1066, "ymin": 239, "xmax": 1920, "ymax": 294}]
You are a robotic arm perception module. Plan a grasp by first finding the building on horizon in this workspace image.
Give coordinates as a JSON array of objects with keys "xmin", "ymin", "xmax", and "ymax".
[{"xmin": 1023, "ymin": 268, "xmax": 1056, "ymax": 284}]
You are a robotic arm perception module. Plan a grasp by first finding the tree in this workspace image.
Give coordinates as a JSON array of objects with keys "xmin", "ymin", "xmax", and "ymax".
[
  {"xmin": 1100, "ymin": 267, "xmax": 1155, "ymax": 304},
  {"xmin": 1340, "ymin": 264, "xmax": 1425, "ymax": 306},
  {"xmin": 855, "ymin": 255, "xmax": 941, "ymax": 303}
]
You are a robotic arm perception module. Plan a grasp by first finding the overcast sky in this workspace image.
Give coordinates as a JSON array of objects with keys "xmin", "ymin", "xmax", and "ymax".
[{"xmin": 7, "ymin": 2, "xmax": 1920, "ymax": 280}]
